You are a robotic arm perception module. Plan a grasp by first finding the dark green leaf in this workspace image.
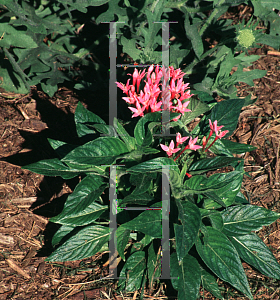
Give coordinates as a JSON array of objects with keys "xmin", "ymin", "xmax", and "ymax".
[
  {"xmin": 52, "ymin": 225, "xmax": 75, "ymax": 247},
  {"xmin": 229, "ymin": 233, "xmax": 280, "ymax": 279},
  {"xmin": 189, "ymin": 157, "xmax": 242, "ymax": 174},
  {"xmin": 221, "ymin": 139, "xmax": 257, "ymax": 154},
  {"xmin": 174, "ymin": 200, "xmax": 201, "ymax": 263},
  {"xmin": 46, "ymin": 225, "xmax": 109, "ymax": 262},
  {"xmin": 121, "ymin": 204, "xmax": 162, "ymax": 238},
  {"xmin": 22, "ymin": 158, "xmax": 80, "ymax": 179},
  {"xmin": 170, "ymin": 253, "xmax": 201, "ymax": 300},
  {"xmin": 195, "ymin": 227, "xmax": 253, "ymax": 299},
  {"xmin": 127, "ymin": 157, "xmax": 180, "ymax": 173},
  {"xmin": 116, "ymin": 226, "xmax": 130, "ymax": 261},
  {"xmin": 113, "ymin": 118, "xmax": 136, "ymax": 151},
  {"xmin": 62, "ymin": 137, "xmax": 129, "ymax": 168},
  {"xmin": 222, "ymin": 205, "xmax": 280, "ymax": 236},
  {"xmin": 50, "ymin": 175, "xmax": 107, "ymax": 225},
  {"xmin": 118, "ymin": 251, "xmax": 146, "ymax": 292}
]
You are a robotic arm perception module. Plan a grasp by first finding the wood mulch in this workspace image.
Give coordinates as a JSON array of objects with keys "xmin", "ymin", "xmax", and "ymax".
[{"xmin": 0, "ymin": 44, "xmax": 280, "ymax": 299}]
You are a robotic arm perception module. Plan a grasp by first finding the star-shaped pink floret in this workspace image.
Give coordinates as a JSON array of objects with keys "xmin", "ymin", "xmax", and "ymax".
[
  {"xmin": 160, "ymin": 140, "xmax": 181, "ymax": 157},
  {"xmin": 188, "ymin": 136, "xmax": 202, "ymax": 151},
  {"xmin": 209, "ymin": 120, "xmax": 224, "ymax": 136},
  {"xmin": 176, "ymin": 133, "xmax": 189, "ymax": 145},
  {"xmin": 128, "ymin": 100, "xmax": 145, "ymax": 118}
]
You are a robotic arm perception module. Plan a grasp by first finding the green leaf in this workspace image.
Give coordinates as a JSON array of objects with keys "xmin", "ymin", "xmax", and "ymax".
[
  {"xmin": 118, "ymin": 193, "xmax": 154, "ymax": 207},
  {"xmin": 203, "ymin": 171, "xmax": 243, "ymax": 209},
  {"xmin": 195, "ymin": 227, "xmax": 253, "ymax": 299},
  {"xmin": 121, "ymin": 204, "xmax": 162, "ymax": 238},
  {"xmin": 261, "ymin": 0, "xmax": 280, "ymax": 10},
  {"xmin": 130, "ymin": 173, "xmax": 154, "ymax": 195},
  {"xmin": 134, "ymin": 112, "xmax": 161, "ymax": 146},
  {"xmin": 52, "ymin": 225, "xmax": 75, "ymax": 247},
  {"xmin": 209, "ymin": 98, "xmax": 245, "ymax": 137},
  {"xmin": 127, "ymin": 157, "xmax": 180, "ymax": 173},
  {"xmin": 0, "ymin": 23, "xmax": 37, "ymax": 48},
  {"xmin": 221, "ymin": 139, "xmax": 257, "ymax": 154},
  {"xmin": 229, "ymin": 233, "xmax": 280, "ymax": 280},
  {"xmin": 47, "ymin": 138, "xmax": 77, "ymax": 158},
  {"xmin": 222, "ymin": 205, "xmax": 280, "ymax": 236},
  {"xmin": 234, "ymin": 68, "xmax": 267, "ymax": 86},
  {"xmin": 189, "ymin": 157, "xmax": 242, "ymax": 175},
  {"xmin": 46, "ymin": 225, "xmax": 110, "ymax": 262},
  {"xmin": 174, "ymin": 200, "xmax": 201, "ymax": 263},
  {"xmin": 181, "ymin": 97, "xmax": 210, "ymax": 125},
  {"xmin": 170, "ymin": 253, "xmax": 201, "ymax": 300},
  {"xmin": 74, "ymin": 102, "xmax": 106, "ymax": 138},
  {"xmin": 184, "ymin": 16, "xmax": 204, "ymax": 58},
  {"xmin": 118, "ymin": 251, "xmax": 146, "ymax": 292},
  {"xmin": 62, "ymin": 137, "xmax": 129, "ymax": 168},
  {"xmin": 22, "ymin": 158, "xmax": 80, "ymax": 179},
  {"xmin": 50, "ymin": 175, "xmax": 107, "ymax": 225},
  {"xmin": 208, "ymin": 212, "xmax": 224, "ymax": 231},
  {"xmin": 184, "ymin": 171, "xmax": 241, "ymax": 194},
  {"xmin": 116, "ymin": 226, "xmax": 130, "ymax": 261},
  {"xmin": 113, "ymin": 118, "xmax": 136, "ymax": 151},
  {"xmin": 201, "ymin": 269, "xmax": 223, "ymax": 299}
]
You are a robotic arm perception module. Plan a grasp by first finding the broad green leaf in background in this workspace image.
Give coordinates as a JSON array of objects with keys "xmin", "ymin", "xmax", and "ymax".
[
  {"xmin": 188, "ymin": 157, "xmax": 242, "ymax": 175},
  {"xmin": 46, "ymin": 225, "xmax": 110, "ymax": 262},
  {"xmin": 222, "ymin": 205, "xmax": 280, "ymax": 236},
  {"xmin": 180, "ymin": 97, "xmax": 210, "ymax": 125},
  {"xmin": 47, "ymin": 138, "xmax": 77, "ymax": 158},
  {"xmin": 174, "ymin": 200, "xmax": 201, "ymax": 263},
  {"xmin": 116, "ymin": 226, "xmax": 131, "ymax": 261},
  {"xmin": 184, "ymin": 14, "xmax": 204, "ymax": 59},
  {"xmin": 120, "ymin": 204, "xmax": 162, "ymax": 238},
  {"xmin": 134, "ymin": 112, "xmax": 162, "ymax": 146},
  {"xmin": 127, "ymin": 157, "xmax": 180, "ymax": 173},
  {"xmin": 208, "ymin": 212, "xmax": 224, "ymax": 231},
  {"xmin": 52, "ymin": 225, "xmax": 75, "ymax": 247},
  {"xmin": 22, "ymin": 158, "xmax": 80, "ymax": 179},
  {"xmin": 113, "ymin": 118, "xmax": 136, "ymax": 151},
  {"xmin": 221, "ymin": 139, "xmax": 257, "ymax": 154},
  {"xmin": 229, "ymin": 233, "xmax": 280, "ymax": 279},
  {"xmin": 50, "ymin": 175, "xmax": 106, "ymax": 225},
  {"xmin": 170, "ymin": 253, "xmax": 201, "ymax": 300},
  {"xmin": 74, "ymin": 102, "xmax": 106, "ymax": 138},
  {"xmin": 195, "ymin": 227, "xmax": 253, "ymax": 300},
  {"xmin": 203, "ymin": 171, "xmax": 243, "ymax": 209},
  {"xmin": 62, "ymin": 137, "xmax": 129, "ymax": 168},
  {"xmin": 118, "ymin": 251, "xmax": 146, "ymax": 292}
]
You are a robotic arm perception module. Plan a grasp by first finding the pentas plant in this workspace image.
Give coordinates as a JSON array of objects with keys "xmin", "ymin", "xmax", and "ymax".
[{"xmin": 23, "ymin": 66, "xmax": 280, "ymax": 300}]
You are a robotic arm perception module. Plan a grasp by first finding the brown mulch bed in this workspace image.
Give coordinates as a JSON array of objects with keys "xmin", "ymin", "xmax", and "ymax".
[{"xmin": 0, "ymin": 45, "xmax": 280, "ymax": 299}]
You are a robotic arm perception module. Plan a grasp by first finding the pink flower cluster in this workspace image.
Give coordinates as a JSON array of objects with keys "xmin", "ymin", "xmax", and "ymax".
[
  {"xmin": 203, "ymin": 120, "xmax": 229, "ymax": 151},
  {"xmin": 160, "ymin": 132, "xmax": 202, "ymax": 160},
  {"xmin": 116, "ymin": 65, "xmax": 194, "ymax": 118}
]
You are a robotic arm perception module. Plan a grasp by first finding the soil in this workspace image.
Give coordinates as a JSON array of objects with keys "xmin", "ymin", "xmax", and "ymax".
[{"xmin": 0, "ymin": 28, "xmax": 280, "ymax": 300}]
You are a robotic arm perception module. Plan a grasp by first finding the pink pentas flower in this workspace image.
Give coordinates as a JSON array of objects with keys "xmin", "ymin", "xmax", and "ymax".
[
  {"xmin": 175, "ymin": 99, "xmax": 191, "ymax": 114},
  {"xmin": 188, "ymin": 136, "xmax": 202, "ymax": 151},
  {"xmin": 116, "ymin": 79, "xmax": 131, "ymax": 96},
  {"xmin": 160, "ymin": 140, "xmax": 181, "ymax": 157},
  {"xmin": 216, "ymin": 129, "xmax": 229, "ymax": 139},
  {"xmin": 209, "ymin": 120, "xmax": 224, "ymax": 136},
  {"xmin": 176, "ymin": 133, "xmax": 189, "ymax": 146},
  {"xmin": 128, "ymin": 100, "xmax": 145, "ymax": 118}
]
